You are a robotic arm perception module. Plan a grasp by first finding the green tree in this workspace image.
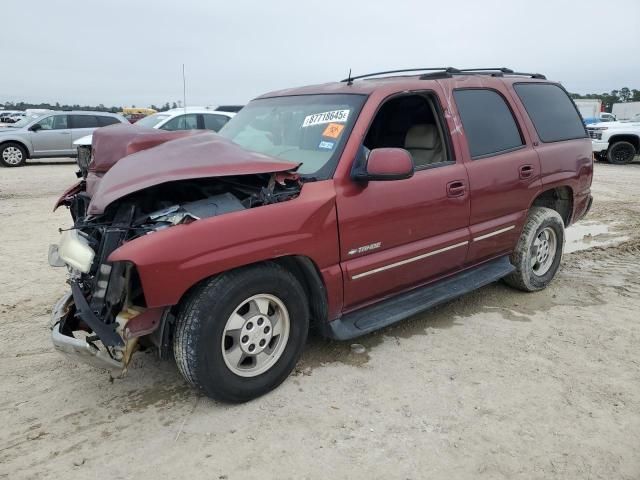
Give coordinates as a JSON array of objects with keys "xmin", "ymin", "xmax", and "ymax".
[{"xmin": 619, "ymin": 87, "xmax": 631, "ymax": 102}]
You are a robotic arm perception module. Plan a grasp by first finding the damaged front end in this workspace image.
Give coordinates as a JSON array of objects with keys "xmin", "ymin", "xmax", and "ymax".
[{"xmin": 50, "ymin": 171, "xmax": 301, "ymax": 372}]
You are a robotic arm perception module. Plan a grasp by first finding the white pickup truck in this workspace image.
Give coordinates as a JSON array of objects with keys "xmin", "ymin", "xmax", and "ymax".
[{"xmin": 588, "ymin": 113, "xmax": 640, "ymax": 164}]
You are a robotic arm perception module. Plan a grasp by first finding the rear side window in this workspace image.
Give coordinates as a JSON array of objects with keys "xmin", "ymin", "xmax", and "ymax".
[
  {"xmin": 202, "ymin": 114, "xmax": 230, "ymax": 132},
  {"xmin": 97, "ymin": 116, "xmax": 121, "ymax": 127},
  {"xmin": 453, "ymin": 89, "xmax": 523, "ymax": 158},
  {"xmin": 161, "ymin": 114, "xmax": 199, "ymax": 131},
  {"xmin": 71, "ymin": 115, "xmax": 99, "ymax": 128},
  {"xmin": 514, "ymin": 83, "xmax": 587, "ymax": 142}
]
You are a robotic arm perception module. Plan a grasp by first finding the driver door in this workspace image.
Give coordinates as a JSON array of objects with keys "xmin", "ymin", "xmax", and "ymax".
[
  {"xmin": 335, "ymin": 91, "xmax": 471, "ymax": 310},
  {"xmin": 31, "ymin": 115, "xmax": 72, "ymax": 156}
]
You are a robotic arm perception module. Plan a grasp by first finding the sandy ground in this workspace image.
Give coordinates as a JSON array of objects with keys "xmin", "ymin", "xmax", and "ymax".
[{"xmin": 1, "ymin": 158, "xmax": 639, "ymax": 480}]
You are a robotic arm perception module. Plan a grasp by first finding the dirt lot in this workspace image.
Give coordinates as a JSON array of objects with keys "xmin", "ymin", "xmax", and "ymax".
[{"xmin": 1, "ymin": 159, "xmax": 639, "ymax": 479}]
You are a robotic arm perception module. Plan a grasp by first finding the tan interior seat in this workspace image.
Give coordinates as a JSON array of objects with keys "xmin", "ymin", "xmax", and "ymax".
[{"xmin": 404, "ymin": 124, "xmax": 443, "ymax": 166}]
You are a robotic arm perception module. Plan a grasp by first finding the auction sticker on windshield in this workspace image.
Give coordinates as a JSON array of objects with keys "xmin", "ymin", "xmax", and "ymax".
[{"xmin": 302, "ymin": 109, "xmax": 350, "ymax": 128}]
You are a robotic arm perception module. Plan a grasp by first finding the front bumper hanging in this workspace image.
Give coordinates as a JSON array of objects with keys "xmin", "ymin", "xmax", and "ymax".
[{"xmin": 49, "ymin": 291, "xmax": 124, "ymax": 371}]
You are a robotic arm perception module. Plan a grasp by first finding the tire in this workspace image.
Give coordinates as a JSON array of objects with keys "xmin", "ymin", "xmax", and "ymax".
[
  {"xmin": 607, "ymin": 141, "xmax": 636, "ymax": 165},
  {"xmin": 0, "ymin": 142, "xmax": 27, "ymax": 167},
  {"xmin": 173, "ymin": 262, "xmax": 309, "ymax": 403},
  {"xmin": 504, "ymin": 207, "xmax": 565, "ymax": 292}
]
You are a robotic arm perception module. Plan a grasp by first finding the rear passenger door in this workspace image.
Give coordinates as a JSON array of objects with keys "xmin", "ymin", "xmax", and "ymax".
[
  {"xmin": 451, "ymin": 86, "xmax": 542, "ymax": 264},
  {"xmin": 70, "ymin": 114, "xmax": 100, "ymax": 146}
]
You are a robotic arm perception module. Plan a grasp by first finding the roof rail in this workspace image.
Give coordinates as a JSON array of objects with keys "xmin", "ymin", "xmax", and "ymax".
[
  {"xmin": 342, "ymin": 67, "xmax": 546, "ymax": 83},
  {"xmin": 340, "ymin": 68, "xmax": 453, "ymax": 82}
]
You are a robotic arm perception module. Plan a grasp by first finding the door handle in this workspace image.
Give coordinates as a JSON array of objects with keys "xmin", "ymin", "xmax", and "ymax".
[
  {"xmin": 59, "ymin": 132, "xmax": 71, "ymax": 135},
  {"xmin": 446, "ymin": 180, "xmax": 466, "ymax": 197},
  {"xmin": 519, "ymin": 164, "xmax": 534, "ymax": 179}
]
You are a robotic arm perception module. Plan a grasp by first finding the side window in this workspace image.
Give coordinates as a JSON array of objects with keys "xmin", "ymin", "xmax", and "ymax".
[
  {"xmin": 71, "ymin": 115, "xmax": 99, "ymax": 129},
  {"xmin": 203, "ymin": 114, "xmax": 230, "ymax": 132},
  {"xmin": 97, "ymin": 116, "xmax": 121, "ymax": 127},
  {"xmin": 161, "ymin": 114, "xmax": 199, "ymax": 131},
  {"xmin": 36, "ymin": 115, "xmax": 68, "ymax": 130},
  {"xmin": 453, "ymin": 89, "xmax": 523, "ymax": 159},
  {"xmin": 363, "ymin": 93, "xmax": 450, "ymax": 168},
  {"xmin": 514, "ymin": 83, "xmax": 587, "ymax": 142}
]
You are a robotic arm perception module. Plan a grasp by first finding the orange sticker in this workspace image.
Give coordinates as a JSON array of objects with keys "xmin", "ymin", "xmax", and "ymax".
[{"xmin": 322, "ymin": 123, "xmax": 345, "ymax": 139}]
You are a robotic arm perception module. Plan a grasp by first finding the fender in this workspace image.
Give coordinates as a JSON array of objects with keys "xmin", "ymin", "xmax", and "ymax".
[
  {"xmin": 108, "ymin": 181, "xmax": 341, "ymax": 309},
  {"xmin": 53, "ymin": 180, "xmax": 84, "ymax": 211}
]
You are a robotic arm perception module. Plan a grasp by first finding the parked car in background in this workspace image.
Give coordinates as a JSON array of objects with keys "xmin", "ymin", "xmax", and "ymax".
[
  {"xmin": 50, "ymin": 67, "xmax": 593, "ymax": 402},
  {"xmin": 214, "ymin": 105, "xmax": 244, "ymax": 113},
  {"xmin": 122, "ymin": 107, "xmax": 157, "ymax": 123},
  {"xmin": 0, "ymin": 111, "xmax": 22, "ymax": 123},
  {"xmin": 588, "ymin": 113, "xmax": 640, "ymax": 164},
  {"xmin": 583, "ymin": 112, "xmax": 616, "ymax": 125},
  {"xmin": 5, "ymin": 112, "xmax": 27, "ymax": 124},
  {"xmin": 134, "ymin": 107, "xmax": 235, "ymax": 131},
  {"xmin": 0, "ymin": 111, "xmax": 128, "ymax": 167}
]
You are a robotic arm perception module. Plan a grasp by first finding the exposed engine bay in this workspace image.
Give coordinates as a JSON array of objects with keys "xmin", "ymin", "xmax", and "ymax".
[{"xmin": 50, "ymin": 173, "xmax": 301, "ymax": 369}]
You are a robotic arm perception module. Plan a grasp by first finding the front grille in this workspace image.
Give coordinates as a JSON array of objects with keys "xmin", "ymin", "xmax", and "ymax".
[{"xmin": 587, "ymin": 129, "xmax": 602, "ymax": 140}]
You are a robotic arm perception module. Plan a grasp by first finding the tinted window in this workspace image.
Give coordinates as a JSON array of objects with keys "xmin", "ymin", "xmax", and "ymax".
[
  {"xmin": 453, "ymin": 89, "xmax": 523, "ymax": 158},
  {"xmin": 514, "ymin": 83, "xmax": 587, "ymax": 142},
  {"xmin": 161, "ymin": 113, "xmax": 198, "ymax": 131},
  {"xmin": 71, "ymin": 115, "xmax": 99, "ymax": 128},
  {"xmin": 203, "ymin": 114, "xmax": 229, "ymax": 132},
  {"xmin": 97, "ymin": 116, "xmax": 121, "ymax": 127},
  {"xmin": 36, "ymin": 115, "xmax": 68, "ymax": 130}
]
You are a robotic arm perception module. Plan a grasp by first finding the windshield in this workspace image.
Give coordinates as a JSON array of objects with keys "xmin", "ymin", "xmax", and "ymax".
[
  {"xmin": 218, "ymin": 94, "xmax": 367, "ymax": 179},
  {"xmin": 9, "ymin": 113, "xmax": 45, "ymax": 128},
  {"xmin": 135, "ymin": 113, "xmax": 170, "ymax": 128}
]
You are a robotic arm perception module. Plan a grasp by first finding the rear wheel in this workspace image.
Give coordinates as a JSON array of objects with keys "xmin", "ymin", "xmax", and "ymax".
[
  {"xmin": 0, "ymin": 142, "xmax": 27, "ymax": 167},
  {"xmin": 607, "ymin": 141, "xmax": 636, "ymax": 165},
  {"xmin": 504, "ymin": 207, "xmax": 565, "ymax": 292},
  {"xmin": 173, "ymin": 263, "xmax": 309, "ymax": 403}
]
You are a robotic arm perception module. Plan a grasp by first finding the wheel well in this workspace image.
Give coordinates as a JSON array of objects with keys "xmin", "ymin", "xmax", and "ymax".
[
  {"xmin": 0, "ymin": 140, "xmax": 30, "ymax": 159},
  {"xmin": 273, "ymin": 256, "xmax": 329, "ymax": 329},
  {"xmin": 531, "ymin": 187, "xmax": 573, "ymax": 226},
  {"xmin": 609, "ymin": 135, "xmax": 640, "ymax": 151},
  {"xmin": 159, "ymin": 256, "xmax": 329, "ymax": 357}
]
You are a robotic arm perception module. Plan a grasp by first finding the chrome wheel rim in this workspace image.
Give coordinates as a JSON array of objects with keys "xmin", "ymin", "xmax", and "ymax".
[
  {"xmin": 2, "ymin": 146, "xmax": 23, "ymax": 165},
  {"xmin": 221, "ymin": 294, "xmax": 290, "ymax": 377},
  {"xmin": 531, "ymin": 227, "xmax": 557, "ymax": 276}
]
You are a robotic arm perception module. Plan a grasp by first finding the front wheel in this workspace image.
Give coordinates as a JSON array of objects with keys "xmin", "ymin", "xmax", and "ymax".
[
  {"xmin": 0, "ymin": 142, "xmax": 27, "ymax": 167},
  {"xmin": 607, "ymin": 141, "xmax": 636, "ymax": 165},
  {"xmin": 504, "ymin": 207, "xmax": 565, "ymax": 292},
  {"xmin": 173, "ymin": 262, "xmax": 309, "ymax": 403}
]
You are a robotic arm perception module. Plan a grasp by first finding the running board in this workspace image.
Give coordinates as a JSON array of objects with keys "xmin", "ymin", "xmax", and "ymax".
[{"xmin": 320, "ymin": 256, "xmax": 515, "ymax": 340}]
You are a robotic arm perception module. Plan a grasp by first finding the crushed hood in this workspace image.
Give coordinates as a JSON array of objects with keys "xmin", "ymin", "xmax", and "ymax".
[
  {"xmin": 87, "ymin": 129, "xmax": 300, "ymax": 215},
  {"xmin": 90, "ymin": 124, "xmax": 202, "ymax": 173}
]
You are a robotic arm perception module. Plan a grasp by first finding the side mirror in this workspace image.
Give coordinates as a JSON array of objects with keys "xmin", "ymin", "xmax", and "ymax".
[
  {"xmin": 352, "ymin": 147, "xmax": 415, "ymax": 182},
  {"xmin": 30, "ymin": 124, "xmax": 42, "ymax": 132}
]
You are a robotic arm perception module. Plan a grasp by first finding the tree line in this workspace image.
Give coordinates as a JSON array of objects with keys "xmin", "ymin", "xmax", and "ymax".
[
  {"xmin": 569, "ymin": 87, "xmax": 640, "ymax": 111},
  {"xmin": 1, "ymin": 101, "xmax": 185, "ymax": 113}
]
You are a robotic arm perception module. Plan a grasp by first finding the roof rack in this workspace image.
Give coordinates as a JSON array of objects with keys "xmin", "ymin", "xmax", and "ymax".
[{"xmin": 341, "ymin": 67, "xmax": 546, "ymax": 83}]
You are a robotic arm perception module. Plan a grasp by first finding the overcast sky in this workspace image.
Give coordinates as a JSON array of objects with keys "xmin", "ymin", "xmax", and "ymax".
[{"xmin": 1, "ymin": 0, "xmax": 639, "ymax": 107}]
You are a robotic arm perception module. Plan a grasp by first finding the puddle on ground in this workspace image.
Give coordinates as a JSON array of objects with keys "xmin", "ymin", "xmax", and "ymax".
[{"xmin": 564, "ymin": 221, "xmax": 629, "ymax": 253}]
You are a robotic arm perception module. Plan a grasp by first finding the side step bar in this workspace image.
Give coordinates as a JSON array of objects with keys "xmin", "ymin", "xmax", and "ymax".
[{"xmin": 320, "ymin": 256, "xmax": 515, "ymax": 340}]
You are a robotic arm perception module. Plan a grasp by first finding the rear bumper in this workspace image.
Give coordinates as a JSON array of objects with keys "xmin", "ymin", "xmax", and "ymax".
[{"xmin": 49, "ymin": 291, "xmax": 124, "ymax": 371}]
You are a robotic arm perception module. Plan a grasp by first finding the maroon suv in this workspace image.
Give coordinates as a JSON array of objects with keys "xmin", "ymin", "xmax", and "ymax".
[{"xmin": 49, "ymin": 67, "xmax": 593, "ymax": 402}]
